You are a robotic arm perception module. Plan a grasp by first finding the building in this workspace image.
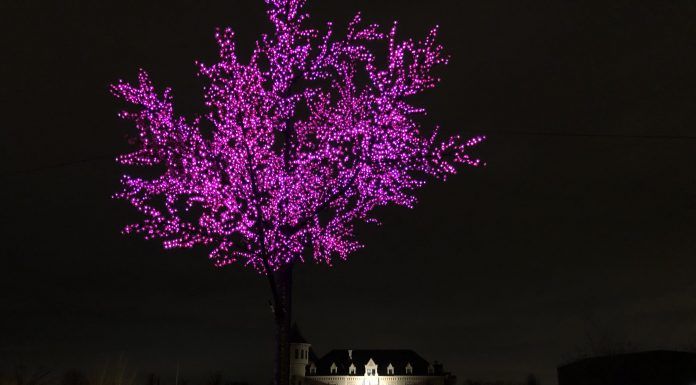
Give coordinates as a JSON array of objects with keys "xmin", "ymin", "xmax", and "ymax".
[
  {"xmin": 557, "ymin": 350, "xmax": 696, "ymax": 385},
  {"xmin": 289, "ymin": 325, "xmax": 455, "ymax": 385}
]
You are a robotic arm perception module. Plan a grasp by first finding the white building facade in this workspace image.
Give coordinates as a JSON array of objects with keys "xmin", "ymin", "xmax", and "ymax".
[{"xmin": 289, "ymin": 327, "xmax": 454, "ymax": 385}]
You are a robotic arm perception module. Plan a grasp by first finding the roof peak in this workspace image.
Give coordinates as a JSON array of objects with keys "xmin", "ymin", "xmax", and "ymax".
[{"xmin": 290, "ymin": 323, "xmax": 309, "ymax": 344}]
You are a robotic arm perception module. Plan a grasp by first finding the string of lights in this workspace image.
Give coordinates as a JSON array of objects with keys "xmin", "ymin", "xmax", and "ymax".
[{"xmin": 105, "ymin": 0, "xmax": 489, "ymax": 272}]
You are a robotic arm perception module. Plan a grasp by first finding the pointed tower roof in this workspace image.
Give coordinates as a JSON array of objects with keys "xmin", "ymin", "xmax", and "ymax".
[{"xmin": 290, "ymin": 323, "xmax": 309, "ymax": 344}]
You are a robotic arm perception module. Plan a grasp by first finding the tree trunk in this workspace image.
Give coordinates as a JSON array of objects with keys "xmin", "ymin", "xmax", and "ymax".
[{"xmin": 269, "ymin": 264, "xmax": 292, "ymax": 385}]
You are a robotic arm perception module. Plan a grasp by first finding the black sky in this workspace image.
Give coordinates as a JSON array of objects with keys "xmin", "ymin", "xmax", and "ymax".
[{"xmin": 2, "ymin": 1, "xmax": 696, "ymax": 385}]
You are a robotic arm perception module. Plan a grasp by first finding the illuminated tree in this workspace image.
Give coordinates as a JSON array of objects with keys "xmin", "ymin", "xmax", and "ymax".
[{"xmin": 111, "ymin": 0, "xmax": 483, "ymax": 384}]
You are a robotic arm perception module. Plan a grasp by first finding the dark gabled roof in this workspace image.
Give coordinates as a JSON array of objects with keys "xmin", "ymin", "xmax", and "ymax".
[
  {"xmin": 290, "ymin": 324, "xmax": 308, "ymax": 344},
  {"xmin": 312, "ymin": 349, "xmax": 431, "ymax": 376},
  {"xmin": 308, "ymin": 346, "xmax": 319, "ymax": 363}
]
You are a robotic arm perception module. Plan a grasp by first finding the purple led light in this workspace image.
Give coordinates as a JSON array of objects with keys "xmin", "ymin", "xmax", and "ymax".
[{"xmin": 111, "ymin": 0, "xmax": 484, "ymax": 274}]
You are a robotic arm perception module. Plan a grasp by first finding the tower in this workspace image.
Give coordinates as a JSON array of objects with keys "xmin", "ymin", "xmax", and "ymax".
[{"xmin": 290, "ymin": 324, "xmax": 311, "ymax": 384}]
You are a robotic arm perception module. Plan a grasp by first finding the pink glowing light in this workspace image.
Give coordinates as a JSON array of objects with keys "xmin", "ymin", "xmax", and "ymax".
[{"xmin": 111, "ymin": 0, "xmax": 484, "ymax": 274}]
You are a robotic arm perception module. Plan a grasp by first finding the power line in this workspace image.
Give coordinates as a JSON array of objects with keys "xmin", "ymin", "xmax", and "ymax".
[
  {"xmin": 4, "ymin": 130, "xmax": 696, "ymax": 177},
  {"xmin": 3, "ymin": 154, "xmax": 117, "ymax": 178},
  {"xmin": 467, "ymin": 130, "xmax": 696, "ymax": 140}
]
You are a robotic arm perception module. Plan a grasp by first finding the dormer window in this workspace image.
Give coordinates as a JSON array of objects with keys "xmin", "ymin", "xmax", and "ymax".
[
  {"xmin": 405, "ymin": 363, "xmax": 413, "ymax": 375},
  {"xmin": 309, "ymin": 363, "xmax": 316, "ymax": 375},
  {"xmin": 427, "ymin": 364, "xmax": 434, "ymax": 375},
  {"xmin": 364, "ymin": 358, "xmax": 378, "ymax": 377},
  {"xmin": 330, "ymin": 363, "xmax": 337, "ymax": 374},
  {"xmin": 349, "ymin": 364, "xmax": 356, "ymax": 375},
  {"xmin": 387, "ymin": 364, "xmax": 394, "ymax": 375}
]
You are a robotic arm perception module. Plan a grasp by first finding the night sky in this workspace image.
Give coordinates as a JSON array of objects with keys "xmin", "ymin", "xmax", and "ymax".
[{"xmin": 2, "ymin": 1, "xmax": 696, "ymax": 385}]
